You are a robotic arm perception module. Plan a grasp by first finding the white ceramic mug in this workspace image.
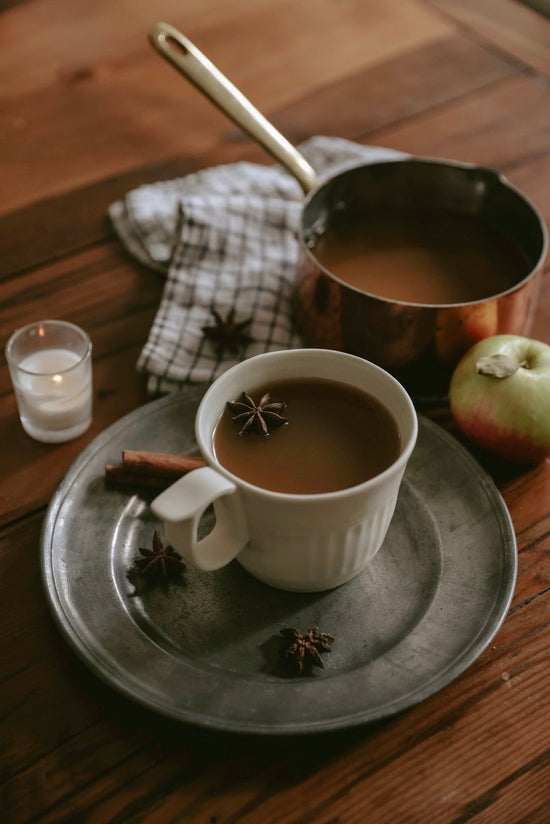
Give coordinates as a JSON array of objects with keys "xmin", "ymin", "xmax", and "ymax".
[{"xmin": 151, "ymin": 349, "xmax": 418, "ymax": 592}]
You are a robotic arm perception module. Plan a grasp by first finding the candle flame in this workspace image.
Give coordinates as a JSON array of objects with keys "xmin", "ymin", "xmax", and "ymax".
[{"xmin": 53, "ymin": 374, "xmax": 63, "ymax": 384}]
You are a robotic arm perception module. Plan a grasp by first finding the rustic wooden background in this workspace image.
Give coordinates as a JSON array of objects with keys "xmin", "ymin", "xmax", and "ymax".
[{"xmin": 1, "ymin": 1, "xmax": 549, "ymax": 821}]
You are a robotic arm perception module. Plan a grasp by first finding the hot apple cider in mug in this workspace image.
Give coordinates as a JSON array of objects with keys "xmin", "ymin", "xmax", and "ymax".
[{"xmin": 213, "ymin": 378, "xmax": 401, "ymax": 494}]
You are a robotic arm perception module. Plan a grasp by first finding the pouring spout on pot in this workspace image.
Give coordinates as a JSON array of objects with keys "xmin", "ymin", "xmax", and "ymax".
[{"xmin": 149, "ymin": 22, "xmax": 319, "ymax": 195}]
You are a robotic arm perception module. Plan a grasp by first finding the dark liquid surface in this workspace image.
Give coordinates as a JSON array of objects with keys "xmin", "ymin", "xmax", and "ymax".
[
  {"xmin": 213, "ymin": 378, "xmax": 401, "ymax": 494},
  {"xmin": 312, "ymin": 207, "xmax": 529, "ymax": 305}
]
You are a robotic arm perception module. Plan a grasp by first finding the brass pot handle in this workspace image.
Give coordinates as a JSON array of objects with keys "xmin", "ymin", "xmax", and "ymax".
[{"xmin": 149, "ymin": 22, "xmax": 318, "ymax": 194}]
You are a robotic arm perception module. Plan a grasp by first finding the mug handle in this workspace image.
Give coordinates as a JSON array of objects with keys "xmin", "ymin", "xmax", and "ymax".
[{"xmin": 150, "ymin": 466, "xmax": 249, "ymax": 571}]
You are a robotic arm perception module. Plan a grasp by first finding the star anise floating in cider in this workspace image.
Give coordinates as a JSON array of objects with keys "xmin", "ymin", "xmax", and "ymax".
[
  {"xmin": 228, "ymin": 391, "xmax": 288, "ymax": 436},
  {"xmin": 279, "ymin": 627, "xmax": 335, "ymax": 676},
  {"xmin": 214, "ymin": 377, "xmax": 401, "ymax": 493},
  {"xmin": 201, "ymin": 308, "xmax": 253, "ymax": 355},
  {"xmin": 134, "ymin": 530, "xmax": 186, "ymax": 579}
]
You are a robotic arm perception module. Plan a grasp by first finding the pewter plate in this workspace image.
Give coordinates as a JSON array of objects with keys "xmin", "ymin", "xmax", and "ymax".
[{"xmin": 40, "ymin": 388, "xmax": 517, "ymax": 735}]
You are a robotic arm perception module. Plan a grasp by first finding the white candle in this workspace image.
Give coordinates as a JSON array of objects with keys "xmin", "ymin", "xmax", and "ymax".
[
  {"xmin": 17, "ymin": 348, "xmax": 92, "ymax": 432},
  {"xmin": 6, "ymin": 320, "xmax": 93, "ymax": 443}
]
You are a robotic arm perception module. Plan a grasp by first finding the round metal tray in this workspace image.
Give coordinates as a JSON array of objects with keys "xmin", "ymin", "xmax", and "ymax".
[{"xmin": 41, "ymin": 388, "xmax": 516, "ymax": 734}]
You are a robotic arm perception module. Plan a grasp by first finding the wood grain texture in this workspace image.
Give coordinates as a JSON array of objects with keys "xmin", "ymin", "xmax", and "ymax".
[
  {"xmin": 1, "ymin": 0, "xmax": 549, "ymax": 822},
  {"xmin": 427, "ymin": 0, "xmax": 550, "ymax": 76},
  {"xmin": 373, "ymin": 73, "xmax": 550, "ymax": 173},
  {"xmin": 1, "ymin": 0, "xmax": 451, "ymax": 215},
  {"xmin": 0, "ymin": 33, "xmax": 516, "ymax": 279}
]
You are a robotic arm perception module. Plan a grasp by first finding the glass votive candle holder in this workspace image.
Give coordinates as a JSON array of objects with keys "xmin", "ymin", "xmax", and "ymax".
[{"xmin": 5, "ymin": 320, "xmax": 93, "ymax": 444}]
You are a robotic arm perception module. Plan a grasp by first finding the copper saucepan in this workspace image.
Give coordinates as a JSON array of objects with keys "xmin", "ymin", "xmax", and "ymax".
[{"xmin": 149, "ymin": 23, "xmax": 547, "ymax": 401}]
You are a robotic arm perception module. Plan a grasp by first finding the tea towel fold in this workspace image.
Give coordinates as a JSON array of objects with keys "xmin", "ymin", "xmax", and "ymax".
[{"xmin": 109, "ymin": 136, "xmax": 405, "ymax": 394}]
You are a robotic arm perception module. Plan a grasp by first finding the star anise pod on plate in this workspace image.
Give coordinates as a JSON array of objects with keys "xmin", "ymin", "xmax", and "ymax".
[
  {"xmin": 201, "ymin": 308, "xmax": 253, "ymax": 355},
  {"xmin": 134, "ymin": 530, "xmax": 186, "ymax": 579},
  {"xmin": 279, "ymin": 627, "xmax": 335, "ymax": 676},
  {"xmin": 228, "ymin": 391, "xmax": 288, "ymax": 436}
]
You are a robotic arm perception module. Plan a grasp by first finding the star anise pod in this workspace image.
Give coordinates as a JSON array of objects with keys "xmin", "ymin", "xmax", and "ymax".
[
  {"xmin": 228, "ymin": 391, "xmax": 288, "ymax": 436},
  {"xmin": 279, "ymin": 627, "xmax": 335, "ymax": 676},
  {"xmin": 134, "ymin": 530, "xmax": 186, "ymax": 579},
  {"xmin": 201, "ymin": 308, "xmax": 253, "ymax": 355}
]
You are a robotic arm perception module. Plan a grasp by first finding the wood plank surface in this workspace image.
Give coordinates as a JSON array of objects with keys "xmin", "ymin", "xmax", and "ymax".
[
  {"xmin": 0, "ymin": 33, "xmax": 516, "ymax": 279},
  {"xmin": 1, "ymin": 1, "xmax": 549, "ymax": 822},
  {"xmin": 427, "ymin": 0, "xmax": 550, "ymax": 76},
  {"xmin": 1, "ymin": 0, "xmax": 451, "ymax": 215}
]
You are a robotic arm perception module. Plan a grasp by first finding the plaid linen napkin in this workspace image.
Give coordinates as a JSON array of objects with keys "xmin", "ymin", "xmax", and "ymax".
[{"xmin": 109, "ymin": 136, "xmax": 405, "ymax": 394}]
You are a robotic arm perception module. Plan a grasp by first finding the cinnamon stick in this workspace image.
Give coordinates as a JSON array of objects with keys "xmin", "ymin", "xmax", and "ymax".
[
  {"xmin": 105, "ymin": 449, "xmax": 206, "ymax": 490},
  {"xmin": 122, "ymin": 450, "xmax": 206, "ymax": 477},
  {"xmin": 104, "ymin": 465, "xmax": 176, "ymax": 489}
]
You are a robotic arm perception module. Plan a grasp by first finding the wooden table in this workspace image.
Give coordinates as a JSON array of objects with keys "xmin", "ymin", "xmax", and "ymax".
[{"xmin": 2, "ymin": 1, "xmax": 549, "ymax": 821}]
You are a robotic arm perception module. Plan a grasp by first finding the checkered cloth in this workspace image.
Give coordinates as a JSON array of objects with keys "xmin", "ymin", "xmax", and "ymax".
[{"xmin": 109, "ymin": 136, "xmax": 405, "ymax": 394}]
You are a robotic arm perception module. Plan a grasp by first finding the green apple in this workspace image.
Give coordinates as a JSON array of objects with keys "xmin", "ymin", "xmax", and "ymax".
[{"xmin": 449, "ymin": 334, "xmax": 550, "ymax": 464}]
